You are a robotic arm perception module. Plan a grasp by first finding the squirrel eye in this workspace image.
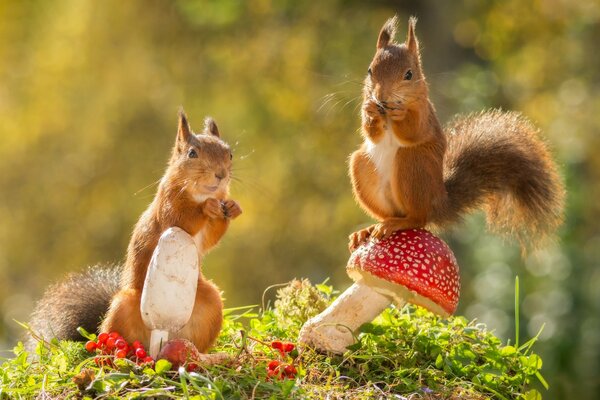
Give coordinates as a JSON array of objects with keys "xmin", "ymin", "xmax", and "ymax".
[
  {"xmin": 367, "ymin": 67, "xmax": 372, "ymax": 76},
  {"xmin": 404, "ymin": 69, "xmax": 413, "ymax": 80},
  {"xmin": 188, "ymin": 148, "xmax": 198, "ymax": 158},
  {"xmin": 229, "ymin": 152, "xmax": 233, "ymax": 160}
]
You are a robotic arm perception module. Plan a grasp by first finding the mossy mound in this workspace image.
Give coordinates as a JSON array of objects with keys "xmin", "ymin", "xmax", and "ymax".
[{"xmin": 0, "ymin": 280, "xmax": 545, "ymax": 399}]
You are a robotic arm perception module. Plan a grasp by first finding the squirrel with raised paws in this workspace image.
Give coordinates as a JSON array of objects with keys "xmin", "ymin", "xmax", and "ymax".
[
  {"xmin": 349, "ymin": 16, "xmax": 564, "ymax": 251},
  {"xmin": 29, "ymin": 111, "xmax": 241, "ymax": 353}
]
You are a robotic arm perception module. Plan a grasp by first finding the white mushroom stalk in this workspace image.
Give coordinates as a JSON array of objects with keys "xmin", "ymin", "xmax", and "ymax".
[
  {"xmin": 140, "ymin": 227, "xmax": 199, "ymax": 358},
  {"xmin": 299, "ymin": 229, "xmax": 460, "ymax": 354},
  {"xmin": 298, "ymin": 281, "xmax": 395, "ymax": 354}
]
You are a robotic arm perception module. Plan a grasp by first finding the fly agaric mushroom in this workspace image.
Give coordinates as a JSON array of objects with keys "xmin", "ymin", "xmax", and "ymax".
[
  {"xmin": 140, "ymin": 227, "xmax": 199, "ymax": 358},
  {"xmin": 299, "ymin": 229, "xmax": 460, "ymax": 354}
]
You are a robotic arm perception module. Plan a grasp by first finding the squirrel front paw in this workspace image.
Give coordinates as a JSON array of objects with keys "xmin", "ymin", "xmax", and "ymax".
[
  {"xmin": 202, "ymin": 198, "xmax": 224, "ymax": 219},
  {"xmin": 222, "ymin": 199, "xmax": 242, "ymax": 219},
  {"xmin": 348, "ymin": 226, "xmax": 374, "ymax": 252},
  {"xmin": 362, "ymin": 100, "xmax": 385, "ymax": 127}
]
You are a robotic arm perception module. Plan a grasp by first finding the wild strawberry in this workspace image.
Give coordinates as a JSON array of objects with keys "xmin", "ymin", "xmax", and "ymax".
[
  {"xmin": 115, "ymin": 349, "xmax": 127, "ymax": 358},
  {"xmin": 108, "ymin": 331, "xmax": 120, "ymax": 339},
  {"xmin": 85, "ymin": 341, "xmax": 97, "ymax": 352},
  {"xmin": 135, "ymin": 348, "xmax": 147, "ymax": 359},
  {"xmin": 115, "ymin": 339, "xmax": 128, "ymax": 350},
  {"xmin": 132, "ymin": 340, "xmax": 143, "ymax": 349}
]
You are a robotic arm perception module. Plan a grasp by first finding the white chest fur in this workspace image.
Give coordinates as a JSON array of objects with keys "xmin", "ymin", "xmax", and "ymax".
[{"xmin": 365, "ymin": 122, "xmax": 402, "ymax": 184}]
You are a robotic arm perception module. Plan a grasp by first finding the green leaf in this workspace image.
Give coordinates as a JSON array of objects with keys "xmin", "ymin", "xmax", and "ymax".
[
  {"xmin": 523, "ymin": 389, "xmax": 542, "ymax": 400},
  {"xmin": 346, "ymin": 342, "xmax": 362, "ymax": 351},
  {"xmin": 315, "ymin": 283, "xmax": 333, "ymax": 296},
  {"xmin": 76, "ymin": 326, "xmax": 97, "ymax": 341},
  {"xmin": 535, "ymin": 371, "xmax": 550, "ymax": 390},
  {"xmin": 155, "ymin": 359, "xmax": 173, "ymax": 375},
  {"xmin": 501, "ymin": 346, "xmax": 516, "ymax": 356},
  {"xmin": 435, "ymin": 354, "xmax": 444, "ymax": 369}
]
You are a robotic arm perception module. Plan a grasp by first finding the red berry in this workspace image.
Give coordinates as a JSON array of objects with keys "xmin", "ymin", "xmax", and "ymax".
[
  {"xmin": 282, "ymin": 343, "xmax": 295, "ymax": 353},
  {"xmin": 109, "ymin": 331, "xmax": 120, "ymax": 339},
  {"xmin": 135, "ymin": 348, "xmax": 147, "ymax": 359},
  {"xmin": 97, "ymin": 332, "xmax": 109, "ymax": 344},
  {"xmin": 283, "ymin": 364, "xmax": 297, "ymax": 377},
  {"xmin": 115, "ymin": 339, "xmax": 127, "ymax": 349},
  {"xmin": 106, "ymin": 337, "xmax": 116, "ymax": 349},
  {"xmin": 271, "ymin": 340, "xmax": 283, "ymax": 350},
  {"xmin": 85, "ymin": 341, "xmax": 97, "ymax": 352},
  {"xmin": 267, "ymin": 360, "xmax": 280, "ymax": 371},
  {"xmin": 115, "ymin": 349, "xmax": 127, "ymax": 358},
  {"xmin": 187, "ymin": 362, "xmax": 198, "ymax": 372},
  {"xmin": 142, "ymin": 356, "xmax": 154, "ymax": 364},
  {"xmin": 132, "ymin": 340, "xmax": 143, "ymax": 349}
]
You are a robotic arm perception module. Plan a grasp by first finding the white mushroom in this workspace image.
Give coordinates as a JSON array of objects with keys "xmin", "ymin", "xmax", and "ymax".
[
  {"xmin": 140, "ymin": 227, "xmax": 199, "ymax": 358},
  {"xmin": 299, "ymin": 229, "xmax": 460, "ymax": 354}
]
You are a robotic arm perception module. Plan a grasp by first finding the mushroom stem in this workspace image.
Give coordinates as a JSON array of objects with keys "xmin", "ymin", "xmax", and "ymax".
[
  {"xmin": 298, "ymin": 281, "xmax": 396, "ymax": 354},
  {"xmin": 149, "ymin": 329, "xmax": 169, "ymax": 359}
]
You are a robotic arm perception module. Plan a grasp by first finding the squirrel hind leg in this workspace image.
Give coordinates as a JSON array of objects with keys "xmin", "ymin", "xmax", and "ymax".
[{"xmin": 101, "ymin": 289, "xmax": 150, "ymax": 346}]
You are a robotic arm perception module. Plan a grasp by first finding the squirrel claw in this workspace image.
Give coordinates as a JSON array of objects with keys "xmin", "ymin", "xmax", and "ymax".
[
  {"xmin": 348, "ymin": 227, "xmax": 373, "ymax": 252},
  {"xmin": 370, "ymin": 223, "xmax": 397, "ymax": 241},
  {"xmin": 202, "ymin": 198, "xmax": 224, "ymax": 219},
  {"xmin": 222, "ymin": 199, "xmax": 242, "ymax": 220},
  {"xmin": 363, "ymin": 100, "xmax": 384, "ymax": 120}
]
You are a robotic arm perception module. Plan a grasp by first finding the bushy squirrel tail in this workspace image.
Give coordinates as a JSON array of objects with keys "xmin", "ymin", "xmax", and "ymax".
[
  {"xmin": 432, "ymin": 109, "xmax": 565, "ymax": 246},
  {"xmin": 26, "ymin": 266, "xmax": 120, "ymax": 350}
]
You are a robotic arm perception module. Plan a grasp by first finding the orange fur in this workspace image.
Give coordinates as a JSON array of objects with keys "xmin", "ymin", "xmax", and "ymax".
[
  {"xmin": 101, "ymin": 111, "xmax": 241, "ymax": 351},
  {"xmin": 349, "ymin": 17, "xmax": 564, "ymax": 251}
]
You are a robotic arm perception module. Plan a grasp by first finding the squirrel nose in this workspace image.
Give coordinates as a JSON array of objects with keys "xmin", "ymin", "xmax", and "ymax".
[{"xmin": 215, "ymin": 170, "xmax": 226, "ymax": 181}]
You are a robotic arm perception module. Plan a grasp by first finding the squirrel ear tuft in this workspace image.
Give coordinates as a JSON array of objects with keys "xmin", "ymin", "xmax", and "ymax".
[
  {"xmin": 377, "ymin": 15, "xmax": 398, "ymax": 49},
  {"xmin": 406, "ymin": 16, "xmax": 419, "ymax": 54},
  {"xmin": 177, "ymin": 108, "xmax": 194, "ymax": 144},
  {"xmin": 203, "ymin": 117, "xmax": 220, "ymax": 138}
]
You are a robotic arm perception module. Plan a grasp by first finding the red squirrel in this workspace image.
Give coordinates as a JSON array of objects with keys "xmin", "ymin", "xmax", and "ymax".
[
  {"xmin": 29, "ymin": 111, "xmax": 241, "ymax": 352},
  {"xmin": 349, "ymin": 17, "xmax": 564, "ymax": 251}
]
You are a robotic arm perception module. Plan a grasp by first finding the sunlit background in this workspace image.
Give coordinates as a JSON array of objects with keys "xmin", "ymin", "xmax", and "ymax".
[{"xmin": 0, "ymin": 1, "xmax": 598, "ymax": 398}]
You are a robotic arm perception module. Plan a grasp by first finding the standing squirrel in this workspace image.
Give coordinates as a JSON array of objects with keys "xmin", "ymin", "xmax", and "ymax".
[
  {"xmin": 28, "ymin": 111, "xmax": 242, "ymax": 353},
  {"xmin": 348, "ymin": 17, "xmax": 564, "ymax": 251}
]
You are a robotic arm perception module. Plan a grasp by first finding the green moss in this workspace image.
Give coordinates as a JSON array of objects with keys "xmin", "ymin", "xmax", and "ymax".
[{"xmin": 0, "ymin": 281, "xmax": 545, "ymax": 399}]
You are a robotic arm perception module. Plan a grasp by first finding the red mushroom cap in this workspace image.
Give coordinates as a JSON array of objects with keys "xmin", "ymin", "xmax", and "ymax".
[{"xmin": 347, "ymin": 229, "xmax": 460, "ymax": 316}]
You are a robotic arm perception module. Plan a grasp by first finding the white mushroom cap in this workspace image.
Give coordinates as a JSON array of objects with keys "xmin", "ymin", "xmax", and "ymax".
[
  {"xmin": 140, "ymin": 227, "xmax": 199, "ymax": 331},
  {"xmin": 347, "ymin": 229, "xmax": 460, "ymax": 316}
]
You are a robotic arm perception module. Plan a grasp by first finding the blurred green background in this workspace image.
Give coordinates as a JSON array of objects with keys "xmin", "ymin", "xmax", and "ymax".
[{"xmin": 0, "ymin": 0, "xmax": 598, "ymax": 398}]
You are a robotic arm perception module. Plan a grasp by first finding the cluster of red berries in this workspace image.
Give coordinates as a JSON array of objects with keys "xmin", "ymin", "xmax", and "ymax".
[
  {"xmin": 266, "ymin": 340, "xmax": 297, "ymax": 380},
  {"xmin": 270, "ymin": 340, "xmax": 295, "ymax": 356},
  {"xmin": 85, "ymin": 331, "xmax": 154, "ymax": 367},
  {"xmin": 266, "ymin": 360, "xmax": 297, "ymax": 380}
]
